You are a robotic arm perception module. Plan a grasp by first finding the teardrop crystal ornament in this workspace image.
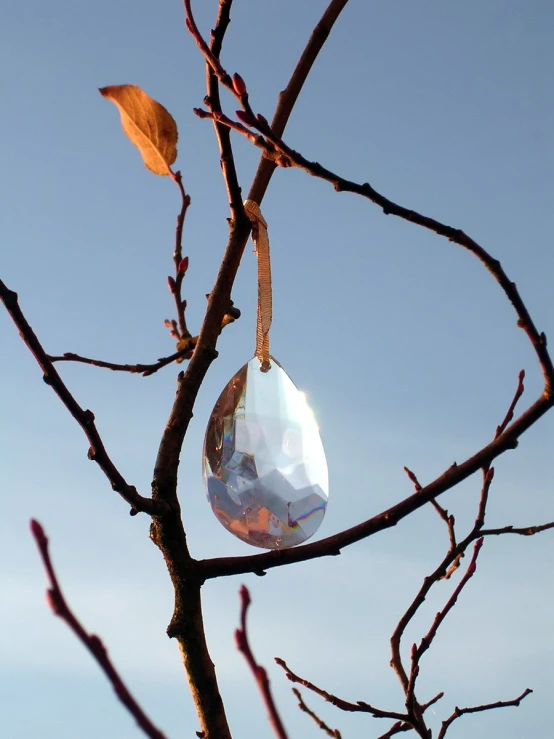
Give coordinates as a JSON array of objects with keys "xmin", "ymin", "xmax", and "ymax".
[{"xmin": 203, "ymin": 357, "xmax": 329, "ymax": 549}]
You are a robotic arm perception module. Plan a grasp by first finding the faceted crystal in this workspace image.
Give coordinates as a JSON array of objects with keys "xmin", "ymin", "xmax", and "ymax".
[{"xmin": 203, "ymin": 357, "xmax": 329, "ymax": 549}]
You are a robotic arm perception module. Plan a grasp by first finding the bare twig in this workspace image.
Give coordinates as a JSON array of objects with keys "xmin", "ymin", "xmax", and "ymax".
[
  {"xmin": 496, "ymin": 369, "xmax": 526, "ymax": 438},
  {"xmin": 403, "ymin": 466, "xmax": 422, "ymax": 492},
  {"xmin": 375, "ymin": 723, "xmax": 413, "ymax": 739},
  {"xmin": 437, "ymin": 688, "xmax": 532, "ymax": 739},
  {"xmin": 481, "ymin": 521, "xmax": 554, "ymax": 537},
  {"xmin": 30, "ymin": 519, "xmax": 167, "ymax": 739},
  {"xmin": 235, "ymin": 586, "xmax": 289, "ymax": 739},
  {"xmin": 431, "ymin": 499, "xmax": 457, "ymax": 552},
  {"xmin": 275, "ymin": 658, "xmax": 407, "ymax": 722},
  {"xmin": 196, "ymin": 0, "xmax": 244, "ymax": 219},
  {"xmin": 0, "ymin": 280, "xmax": 166, "ymax": 517},
  {"xmin": 292, "ymin": 688, "xmax": 342, "ymax": 738},
  {"xmin": 168, "ymin": 169, "xmax": 192, "ymax": 340},
  {"xmin": 473, "ymin": 465, "xmax": 495, "ymax": 530},
  {"xmin": 47, "ymin": 345, "xmax": 196, "ymax": 376},
  {"xmin": 412, "ymin": 539, "xmax": 484, "ymax": 673},
  {"xmin": 404, "ymin": 466, "xmax": 457, "ymax": 559}
]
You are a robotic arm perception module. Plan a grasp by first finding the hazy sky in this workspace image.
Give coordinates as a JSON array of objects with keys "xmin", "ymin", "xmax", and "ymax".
[{"xmin": 1, "ymin": 1, "xmax": 553, "ymax": 738}]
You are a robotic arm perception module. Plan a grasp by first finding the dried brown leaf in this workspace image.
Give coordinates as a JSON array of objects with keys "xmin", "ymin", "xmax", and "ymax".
[{"xmin": 99, "ymin": 84, "xmax": 178, "ymax": 176}]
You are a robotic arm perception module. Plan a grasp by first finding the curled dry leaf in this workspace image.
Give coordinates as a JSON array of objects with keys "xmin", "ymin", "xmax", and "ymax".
[{"xmin": 99, "ymin": 84, "xmax": 178, "ymax": 176}]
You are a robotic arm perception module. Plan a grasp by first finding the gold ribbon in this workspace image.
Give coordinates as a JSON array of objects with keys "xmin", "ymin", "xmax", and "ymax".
[{"xmin": 244, "ymin": 200, "xmax": 272, "ymax": 372}]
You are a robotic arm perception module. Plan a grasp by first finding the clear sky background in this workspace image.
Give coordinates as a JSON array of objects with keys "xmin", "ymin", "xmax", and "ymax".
[{"xmin": 1, "ymin": 1, "xmax": 553, "ymax": 738}]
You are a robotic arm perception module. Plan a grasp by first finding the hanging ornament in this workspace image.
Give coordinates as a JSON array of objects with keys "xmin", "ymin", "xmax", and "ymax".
[{"xmin": 202, "ymin": 201, "xmax": 329, "ymax": 549}]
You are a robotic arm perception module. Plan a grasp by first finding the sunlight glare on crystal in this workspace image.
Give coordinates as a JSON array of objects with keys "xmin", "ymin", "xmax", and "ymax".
[{"xmin": 202, "ymin": 357, "xmax": 329, "ymax": 549}]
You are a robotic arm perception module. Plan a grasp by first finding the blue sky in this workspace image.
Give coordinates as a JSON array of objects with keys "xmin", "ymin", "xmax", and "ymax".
[{"xmin": 1, "ymin": 1, "xmax": 553, "ymax": 737}]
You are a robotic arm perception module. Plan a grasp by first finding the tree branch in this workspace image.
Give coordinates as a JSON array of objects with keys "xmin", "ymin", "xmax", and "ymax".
[
  {"xmin": 0, "ymin": 279, "xmax": 166, "ymax": 516},
  {"xmin": 30, "ymin": 520, "xmax": 167, "ymax": 739}
]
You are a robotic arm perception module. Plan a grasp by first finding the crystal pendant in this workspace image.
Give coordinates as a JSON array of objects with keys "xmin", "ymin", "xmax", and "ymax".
[{"xmin": 203, "ymin": 357, "xmax": 329, "ymax": 549}]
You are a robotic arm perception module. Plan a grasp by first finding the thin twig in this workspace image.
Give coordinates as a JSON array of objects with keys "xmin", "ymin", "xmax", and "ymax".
[
  {"xmin": 169, "ymin": 169, "xmax": 192, "ymax": 340},
  {"xmin": 395, "ymin": 540, "xmax": 484, "ymax": 737},
  {"xmin": 184, "ymin": 0, "xmax": 244, "ymax": 220},
  {"xmin": 0, "ymin": 280, "xmax": 166, "ymax": 517},
  {"xmin": 481, "ymin": 521, "xmax": 554, "ymax": 537},
  {"xmin": 437, "ymin": 688, "xmax": 532, "ymax": 739},
  {"xmin": 30, "ymin": 520, "xmax": 167, "ymax": 739},
  {"xmin": 375, "ymin": 723, "xmax": 413, "ymax": 739},
  {"xmin": 292, "ymin": 689, "xmax": 342, "ymax": 738},
  {"xmin": 47, "ymin": 345, "xmax": 196, "ymax": 376},
  {"xmin": 474, "ymin": 466, "xmax": 495, "ymax": 530},
  {"xmin": 403, "ymin": 466, "xmax": 422, "ymax": 492},
  {"xmin": 476, "ymin": 370, "xmax": 526, "ymax": 529},
  {"xmin": 404, "ymin": 466, "xmax": 457, "ymax": 561},
  {"xmin": 413, "ymin": 539, "xmax": 484, "ymax": 669},
  {"xmin": 430, "ymin": 499, "xmax": 457, "ymax": 551},
  {"xmin": 275, "ymin": 658, "xmax": 407, "ymax": 722},
  {"xmin": 496, "ymin": 369, "xmax": 526, "ymax": 437},
  {"xmin": 235, "ymin": 586, "xmax": 289, "ymax": 739}
]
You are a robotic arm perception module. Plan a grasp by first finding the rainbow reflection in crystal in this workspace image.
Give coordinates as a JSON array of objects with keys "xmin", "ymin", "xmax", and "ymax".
[{"xmin": 202, "ymin": 357, "xmax": 329, "ymax": 549}]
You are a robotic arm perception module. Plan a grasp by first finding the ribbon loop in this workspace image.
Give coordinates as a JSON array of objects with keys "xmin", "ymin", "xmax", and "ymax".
[{"xmin": 244, "ymin": 200, "xmax": 272, "ymax": 372}]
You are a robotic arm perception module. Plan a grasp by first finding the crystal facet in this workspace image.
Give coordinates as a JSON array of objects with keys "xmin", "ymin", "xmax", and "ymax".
[{"xmin": 203, "ymin": 357, "xmax": 329, "ymax": 549}]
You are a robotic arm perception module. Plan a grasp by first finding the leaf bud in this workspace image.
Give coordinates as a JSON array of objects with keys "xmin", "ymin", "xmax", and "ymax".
[
  {"xmin": 178, "ymin": 257, "xmax": 189, "ymax": 274},
  {"xmin": 236, "ymin": 110, "xmax": 256, "ymax": 127},
  {"xmin": 46, "ymin": 589, "xmax": 63, "ymax": 616},
  {"xmin": 30, "ymin": 519, "xmax": 47, "ymax": 546},
  {"xmin": 232, "ymin": 73, "xmax": 247, "ymax": 97},
  {"xmin": 167, "ymin": 276, "xmax": 176, "ymax": 293}
]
